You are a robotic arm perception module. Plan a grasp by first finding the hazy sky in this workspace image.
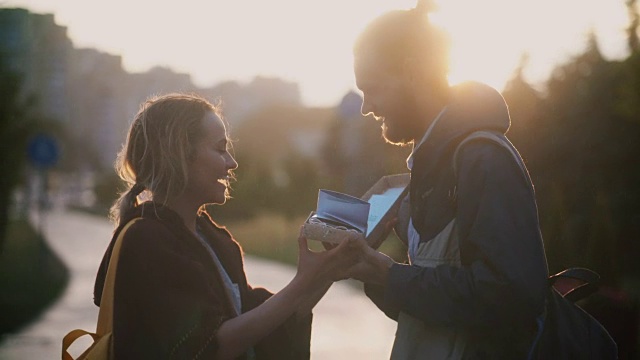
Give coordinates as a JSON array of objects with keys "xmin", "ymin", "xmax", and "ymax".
[{"xmin": 3, "ymin": 0, "xmax": 632, "ymax": 106}]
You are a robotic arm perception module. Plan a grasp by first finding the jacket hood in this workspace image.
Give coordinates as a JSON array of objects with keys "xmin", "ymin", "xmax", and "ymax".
[
  {"xmin": 412, "ymin": 81, "xmax": 511, "ymax": 175},
  {"xmin": 410, "ymin": 81, "xmax": 511, "ymax": 197},
  {"xmin": 431, "ymin": 81, "xmax": 511, "ymax": 143}
]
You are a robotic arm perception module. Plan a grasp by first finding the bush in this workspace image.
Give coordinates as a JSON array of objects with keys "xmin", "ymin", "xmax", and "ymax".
[{"xmin": 0, "ymin": 218, "xmax": 69, "ymax": 335}]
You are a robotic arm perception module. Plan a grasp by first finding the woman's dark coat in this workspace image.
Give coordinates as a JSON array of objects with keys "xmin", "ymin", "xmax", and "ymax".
[{"xmin": 94, "ymin": 202, "xmax": 311, "ymax": 359}]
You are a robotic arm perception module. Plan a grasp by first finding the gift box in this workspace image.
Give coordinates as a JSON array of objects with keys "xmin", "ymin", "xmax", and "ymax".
[{"xmin": 302, "ymin": 173, "xmax": 410, "ymax": 247}]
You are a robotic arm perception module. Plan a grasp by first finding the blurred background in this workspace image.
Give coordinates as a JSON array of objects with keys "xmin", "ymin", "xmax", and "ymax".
[{"xmin": 1, "ymin": 0, "xmax": 640, "ymax": 358}]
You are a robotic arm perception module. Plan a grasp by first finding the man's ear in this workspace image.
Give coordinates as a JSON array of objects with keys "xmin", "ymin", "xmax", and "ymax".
[{"xmin": 402, "ymin": 57, "xmax": 419, "ymax": 86}]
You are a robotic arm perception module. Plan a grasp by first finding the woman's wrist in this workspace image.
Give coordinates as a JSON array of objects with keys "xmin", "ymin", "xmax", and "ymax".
[{"xmin": 290, "ymin": 272, "xmax": 312, "ymax": 293}]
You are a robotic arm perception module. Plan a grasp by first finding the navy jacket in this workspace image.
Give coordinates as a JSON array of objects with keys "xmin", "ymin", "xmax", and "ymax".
[{"xmin": 366, "ymin": 82, "xmax": 549, "ymax": 358}]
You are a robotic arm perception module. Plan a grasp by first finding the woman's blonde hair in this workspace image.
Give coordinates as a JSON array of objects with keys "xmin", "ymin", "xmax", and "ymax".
[{"xmin": 110, "ymin": 93, "xmax": 221, "ymax": 227}]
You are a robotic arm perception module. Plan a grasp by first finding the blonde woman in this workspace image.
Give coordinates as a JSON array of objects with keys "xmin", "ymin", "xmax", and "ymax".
[{"xmin": 93, "ymin": 93, "xmax": 355, "ymax": 359}]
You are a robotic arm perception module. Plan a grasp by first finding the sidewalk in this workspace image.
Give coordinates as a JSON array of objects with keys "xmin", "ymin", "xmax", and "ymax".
[{"xmin": 0, "ymin": 209, "xmax": 395, "ymax": 359}]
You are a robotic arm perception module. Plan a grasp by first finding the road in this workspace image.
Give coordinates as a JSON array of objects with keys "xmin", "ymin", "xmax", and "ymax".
[{"xmin": 0, "ymin": 209, "xmax": 396, "ymax": 359}]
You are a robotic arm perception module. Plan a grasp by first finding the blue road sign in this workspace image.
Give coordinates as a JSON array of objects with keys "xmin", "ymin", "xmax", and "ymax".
[{"xmin": 27, "ymin": 133, "xmax": 59, "ymax": 169}]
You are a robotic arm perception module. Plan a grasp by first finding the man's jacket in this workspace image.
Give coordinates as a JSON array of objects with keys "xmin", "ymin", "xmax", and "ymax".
[{"xmin": 366, "ymin": 82, "xmax": 549, "ymax": 359}]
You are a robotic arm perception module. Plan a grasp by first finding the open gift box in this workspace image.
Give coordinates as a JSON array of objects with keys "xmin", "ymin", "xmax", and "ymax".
[{"xmin": 302, "ymin": 173, "xmax": 410, "ymax": 247}]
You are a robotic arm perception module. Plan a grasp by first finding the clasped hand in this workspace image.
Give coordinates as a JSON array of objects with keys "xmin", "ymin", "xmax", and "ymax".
[{"xmin": 297, "ymin": 219, "xmax": 397, "ymax": 287}]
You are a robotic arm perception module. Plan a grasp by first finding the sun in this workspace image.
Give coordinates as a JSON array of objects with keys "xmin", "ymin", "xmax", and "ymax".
[
  {"xmin": 429, "ymin": 1, "xmax": 527, "ymax": 92},
  {"xmin": 430, "ymin": 0, "xmax": 629, "ymax": 93}
]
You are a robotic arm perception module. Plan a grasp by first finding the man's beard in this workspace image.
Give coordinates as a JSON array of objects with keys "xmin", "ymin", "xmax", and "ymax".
[{"xmin": 381, "ymin": 113, "xmax": 417, "ymax": 146}]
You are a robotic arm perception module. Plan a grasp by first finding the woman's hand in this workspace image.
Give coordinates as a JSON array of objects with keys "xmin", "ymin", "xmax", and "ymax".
[
  {"xmin": 321, "ymin": 217, "xmax": 397, "ymax": 251},
  {"xmin": 216, "ymin": 230, "xmax": 358, "ymax": 359},
  {"xmin": 295, "ymin": 229, "xmax": 359, "ymax": 286},
  {"xmin": 293, "ymin": 229, "xmax": 360, "ymax": 317}
]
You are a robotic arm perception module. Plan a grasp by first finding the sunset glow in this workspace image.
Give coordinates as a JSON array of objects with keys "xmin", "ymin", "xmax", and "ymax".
[{"xmin": 4, "ymin": 0, "xmax": 632, "ymax": 106}]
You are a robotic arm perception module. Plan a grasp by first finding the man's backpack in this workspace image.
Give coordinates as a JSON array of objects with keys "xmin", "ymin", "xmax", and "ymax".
[
  {"xmin": 454, "ymin": 131, "xmax": 618, "ymax": 359},
  {"xmin": 531, "ymin": 267, "xmax": 618, "ymax": 359}
]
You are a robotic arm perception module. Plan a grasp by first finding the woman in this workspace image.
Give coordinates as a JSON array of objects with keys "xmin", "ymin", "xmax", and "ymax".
[{"xmin": 93, "ymin": 93, "xmax": 355, "ymax": 359}]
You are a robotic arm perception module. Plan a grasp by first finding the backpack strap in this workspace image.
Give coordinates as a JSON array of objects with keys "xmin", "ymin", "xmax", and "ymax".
[
  {"xmin": 453, "ymin": 131, "xmax": 601, "ymax": 304},
  {"xmin": 96, "ymin": 217, "xmax": 142, "ymax": 335},
  {"xmin": 548, "ymin": 267, "xmax": 600, "ymax": 302},
  {"xmin": 452, "ymin": 130, "xmax": 528, "ymax": 182},
  {"xmin": 452, "ymin": 130, "xmax": 536, "ymax": 203},
  {"xmin": 62, "ymin": 217, "xmax": 141, "ymax": 360}
]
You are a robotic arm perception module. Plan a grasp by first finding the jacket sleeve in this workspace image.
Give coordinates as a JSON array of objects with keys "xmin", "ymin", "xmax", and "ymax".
[
  {"xmin": 362, "ymin": 195, "xmax": 410, "ymax": 320},
  {"xmin": 383, "ymin": 141, "xmax": 548, "ymax": 329},
  {"xmin": 364, "ymin": 283, "xmax": 400, "ymax": 321},
  {"xmin": 245, "ymin": 285, "xmax": 313, "ymax": 360},
  {"xmin": 112, "ymin": 220, "xmax": 227, "ymax": 359}
]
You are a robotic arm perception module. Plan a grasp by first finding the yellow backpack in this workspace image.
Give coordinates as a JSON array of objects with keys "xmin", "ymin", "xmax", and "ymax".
[{"xmin": 61, "ymin": 218, "xmax": 140, "ymax": 360}]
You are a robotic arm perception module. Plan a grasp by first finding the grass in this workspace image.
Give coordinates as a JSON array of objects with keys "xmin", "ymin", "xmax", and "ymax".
[
  {"xmin": 223, "ymin": 212, "xmax": 408, "ymax": 267},
  {"xmin": 70, "ymin": 203, "xmax": 410, "ymax": 267},
  {"xmin": 0, "ymin": 217, "xmax": 69, "ymax": 336},
  {"xmin": 223, "ymin": 213, "xmax": 310, "ymax": 266}
]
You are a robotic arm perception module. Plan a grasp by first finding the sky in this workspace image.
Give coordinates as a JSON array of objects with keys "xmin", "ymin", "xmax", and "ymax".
[{"xmin": 2, "ymin": 0, "xmax": 633, "ymax": 107}]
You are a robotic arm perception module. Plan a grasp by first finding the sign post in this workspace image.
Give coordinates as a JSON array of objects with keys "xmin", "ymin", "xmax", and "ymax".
[{"xmin": 27, "ymin": 133, "xmax": 59, "ymax": 234}]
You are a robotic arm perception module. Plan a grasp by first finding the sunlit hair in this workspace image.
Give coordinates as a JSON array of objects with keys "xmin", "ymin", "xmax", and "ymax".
[
  {"xmin": 353, "ymin": 6, "xmax": 450, "ymax": 84},
  {"xmin": 109, "ymin": 93, "xmax": 227, "ymax": 227}
]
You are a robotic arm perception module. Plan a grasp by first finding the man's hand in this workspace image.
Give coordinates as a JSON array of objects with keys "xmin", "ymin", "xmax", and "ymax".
[
  {"xmin": 341, "ymin": 236, "xmax": 395, "ymax": 286},
  {"xmin": 368, "ymin": 217, "xmax": 399, "ymax": 250}
]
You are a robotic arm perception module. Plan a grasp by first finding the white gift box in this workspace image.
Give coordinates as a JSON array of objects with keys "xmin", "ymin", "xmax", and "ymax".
[{"xmin": 302, "ymin": 173, "xmax": 410, "ymax": 247}]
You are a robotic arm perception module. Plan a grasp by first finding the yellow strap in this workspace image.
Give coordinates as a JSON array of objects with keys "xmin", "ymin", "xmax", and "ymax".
[
  {"xmin": 61, "ymin": 329, "xmax": 99, "ymax": 360},
  {"xmin": 96, "ymin": 218, "xmax": 141, "ymax": 335},
  {"xmin": 60, "ymin": 218, "xmax": 141, "ymax": 360}
]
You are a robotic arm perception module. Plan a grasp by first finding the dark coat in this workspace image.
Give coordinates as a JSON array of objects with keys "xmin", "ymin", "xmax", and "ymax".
[
  {"xmin": 366, "ymin": 82, "xmax": 549, "ymax": 359},
  {"xmin": 94, "ymin": 202, "xmax": 311, "ymax": 359}
]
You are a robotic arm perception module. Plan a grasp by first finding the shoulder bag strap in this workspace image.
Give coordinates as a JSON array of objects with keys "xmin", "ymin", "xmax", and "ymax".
[
  {"xmin": 453, "ymin": 132, "xmax": 601, "ymax": 304},
  {"xmin": 453, "ymin": 130, "xmax": 536, "ymax": 199},
  {"xmin": 96, "ymin": 218, "xmax": 142, "ymax": 335},
  {"xmin": 453, "ymin": 131, "xmax": 528, "ymax": 180},
  {"xmin": 548, "ymin": 267, "xmax": 600, "ymax": 302}
]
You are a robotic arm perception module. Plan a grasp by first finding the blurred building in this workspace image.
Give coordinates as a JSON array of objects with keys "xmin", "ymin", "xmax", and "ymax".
[
  {"xmin": 200, "ymin": 76, "xmax": 302, "ymax": 127},
  {"xmin": 66, "ymin": 48, "xmax": 128, "ymax": 168},
  {"xmin": 0, "ymin": 8, "xmax": 305, "ymax": 172},
  {"xmin": 0, "ymin": 8, "xmax": 72, "ymax": 124}
]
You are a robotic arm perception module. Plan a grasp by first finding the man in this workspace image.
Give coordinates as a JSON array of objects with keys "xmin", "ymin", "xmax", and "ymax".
[{"xmin": 346, "ymin": 6, "xmax": 550, "ymax": 359}]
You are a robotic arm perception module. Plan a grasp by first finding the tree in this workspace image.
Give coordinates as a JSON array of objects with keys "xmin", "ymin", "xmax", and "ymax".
[
  {"xmin": 0, "ymin": 56, "xmax": 37, "ymax": 250},
  {"xmin": 627, "ymin": 0, "xmax": 639, "ymax": 54},
  {"xmin": 506, "ymin": 33, "xmax": 640, "ymax": 282}
]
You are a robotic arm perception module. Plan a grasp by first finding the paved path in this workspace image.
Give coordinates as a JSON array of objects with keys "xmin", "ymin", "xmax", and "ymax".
[{"xmin": 0, "ymin": 210, "xmax": 396, "ymax": 359}]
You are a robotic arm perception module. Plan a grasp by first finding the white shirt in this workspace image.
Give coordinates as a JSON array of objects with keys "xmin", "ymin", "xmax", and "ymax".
[
  {"xmin": 195, "ymin": 229, "xmax": 242, "ymax": 315},
  {"xmin": 195, "ymin": 229, "xmax": 256, "ymax": 359},
  {"xmin": 406, "ymin": 107, "xmax": 447, "ymax": 262}
]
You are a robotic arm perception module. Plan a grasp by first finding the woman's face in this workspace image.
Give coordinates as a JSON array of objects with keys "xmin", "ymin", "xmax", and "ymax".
[{"xmin": 184, "ymin": 111, "xmax": 238, "ymax": 206}]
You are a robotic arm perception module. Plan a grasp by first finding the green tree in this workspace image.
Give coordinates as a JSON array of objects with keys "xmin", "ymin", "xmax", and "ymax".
[
  {"xmin": 504, "ymin": 33, "xmax": 640, "ymax": 283},
  {"xmin": 627, "ymin": 0, "xmax": 639, "ymax": 54},
  {"xmin": 503, "ymin": 53, "xmax": 544, "ymax": 162},
  {"xmin": 0, "ymin": 58, "xmax": 35, "ymax": 250}
]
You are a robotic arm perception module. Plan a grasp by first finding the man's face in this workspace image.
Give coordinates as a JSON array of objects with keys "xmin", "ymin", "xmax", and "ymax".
[{"xmin": 354, "ymin": 51, "xmax": 420, "ymax": 145}]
